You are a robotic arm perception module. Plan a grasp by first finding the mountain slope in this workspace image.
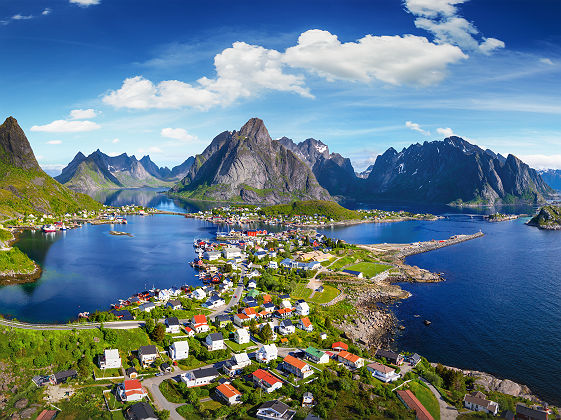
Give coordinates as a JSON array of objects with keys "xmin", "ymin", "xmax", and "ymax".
[
  {"xmin": 538, "ymin": 169, "xmax": 561, "ymax": 190},
  {"xmin": 0, "ymin": 116, "xmax": 101, "ymax": 218},
  {"xmin": 276, "ymin": 137, "xmax": 360, "ymax": 197},
  {"xmin": 170, "ymin": 118, "xmax": 331, "ymax": 204},
  {"xmin": 365, "ymin": 136, "xmax": 552, "ymax": 205}
]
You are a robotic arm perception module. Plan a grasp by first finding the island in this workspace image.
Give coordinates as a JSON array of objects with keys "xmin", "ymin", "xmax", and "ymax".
[
  {"xmin": 484, "ymin": 212, "xmax": 521, "ymax": 222},
  {"xmin": 527, "ymin": 205, "xmax": 561, "ymax": 230}
]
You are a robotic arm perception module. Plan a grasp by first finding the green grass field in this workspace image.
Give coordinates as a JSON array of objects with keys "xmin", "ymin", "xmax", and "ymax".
[
  {"xmin": 224, "ymin": 339, "xmax": 256, "ymax": 352},
  {"xmin": 290, "ymin": 283, "xmax": 313, "ymax": 299},
  {"xmin": 345, "ymin": 262, "xmax": 390, "ymax": 278},
  {"xmin": 409, "ymin": 380, "xmax": 441, "ymax": 420},
  {"xmin": 310, "ymin": 285, "xmax": 340, "ymax": 304}
]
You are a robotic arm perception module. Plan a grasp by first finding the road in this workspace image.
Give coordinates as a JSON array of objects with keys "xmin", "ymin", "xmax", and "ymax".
[
  {"xmin": 420, "ymin": 377, "xmax": 458, "ymax": 420},
  {"xmin": 0, "ymin": 318, "xmax": 146, "ymax": 331},
  {"xmin": 209, "ymin": 280, "xmax": 244, "ymax": 321}
]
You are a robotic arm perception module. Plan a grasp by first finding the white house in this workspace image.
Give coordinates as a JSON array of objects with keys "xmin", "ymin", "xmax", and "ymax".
[
  {"xmin": 222, "ymin": 247, "xmax": 242, "ymax": 259},
  {"xmin": 367, "ymin": 362, "xmax": 401, "ymax": 383},
  {"xmin": 191, "ymin": 314, "xmax": 210, "ymax": 333},
  {"xmin": 203, "ymin": 294, "xmax": 225, "ymax": 309},
  {"xmin": 256, "ymin": 400, "xmax": 295, "ymax": 420},
  {"xmin": 223, "ymin": 353, "xmax": 251, "ymax": 377},
  {"xmin": 268, "ymin": 261, "xmax": 278, "ymax": 269},
  {"xmin": 298, "ymin": 317, "xmax": 313, "ymax": 332},
  {"xmin": 205, "ymin": 332, "xmax": 225, "ymax": 351},
  {"xmin": 203, "ymin": 251, "xmax": 221, "ymax": 261},
  {"xmin": 304, "ymin": 346, "xmax": 329, "ymax": 364},
  {"xmin": 281, "ymin": 299, "xmax": 292, "ymax": 309},
  {"xmin": 99, "ymin": 349, "xmax": 121, "ymax": 369},
  {"xmin": 192, "ymin": 288, "xmax": 206, "ymax": 301},
  {"xmin": 138, "ymin": 302, "xmax": 155, "ymax": 312},
  {"xmin": 247, "ymin": 280, "xmax": 257, "ymax": 289},
  {"xmin": 294, "ymin": 300, "xmax": 310, "ymax": 316},
  {"xmin": 118, "ymin": 379, "xmax": 147, "ymax": 402},
  {"xmin": 234, "ymin": 328, "xmax": 250, "ymax": 345},
  {"xmin": 169, "ymin": 340, "xmax": 189, "ymax": 360},
  {"xmin": 283, "ymin": 355, "xmax": 313, "ymax": 379},
  {"xmin": 464, "ymin": 392, "xmax": 499, "ymax": 415},
  {"xmin": 165, "ymin": 317, "xmax": 180, "ymax": 334},
  {"xmin": 252, "ymin": 370, "xmax": 283, "ymax": 394},
  {"xmin": 166, "ymin": 299, "xmax": 182, "ymax": 310},
  {"xmin": 138, "ymin": 345, "xmax": 159, "ymax": 367},
  {"xmin": 256, "ymin": 344, "xmax": 278, "ymax": 363},
  {"xmin": 278, "ymin": 319, "xmax": 295, "ymax": 335},
  {"xmin": 181, "ymin": 367, "xmax": 220, "ymax": 388},
  {"xmin": 216, "ymin": 382, "xmax": 242, "ymax": 405}
]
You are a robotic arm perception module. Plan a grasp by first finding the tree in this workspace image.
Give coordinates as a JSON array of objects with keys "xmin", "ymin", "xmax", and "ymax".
[
  {"xmin": 152, "ymin": 324, "xmax": 165, "ymax": 343},
  {"xmin": 156, "ymin": 409, "xmax": 170, "ymax": 420},
  {"xmin": 144, "ymin": 318, "xmax": 155, "ymax": 334},
  {"xmin": 260, "ymin": 323, "xmax": 273, "ymax": 344}
]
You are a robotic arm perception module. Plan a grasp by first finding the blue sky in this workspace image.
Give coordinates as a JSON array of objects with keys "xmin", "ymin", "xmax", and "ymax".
[{"xmin": 1, "ymin": 0, "xmax": 560, "ymax": 173}]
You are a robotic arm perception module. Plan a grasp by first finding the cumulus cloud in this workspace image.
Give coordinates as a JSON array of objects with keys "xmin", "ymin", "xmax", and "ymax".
[
  {"xmin": 104, "ymin": 29, "xmax": 468, "ymax": 110},
  {"xmin": 69, "ymin": 108, "xmax": 98, "ymax": 119},
  {"xmin": 404, "ymin": 0, "xmax": 504, "ymax": 54},
  {"xmin": 436, "ymin": 127, "xmax": 455, "ymax": 137},
  {"xmin": 161, "ymin": 128, "xmax": 198, "ymax": 142},
  {"xmin": 12, "ymin": 14, "xmax": 33, "ymax": 20},
  {"xmin": 46, "ymin": 140, "xmax": 62, "ymax": 145},
  {"xmin": 406, "ymin": 121, "xmax": 430, "ymax": 135},
  {"xmin": 540, "ymin": 58, "xmax": 554, "ymax": 65},
  {"xmin": 42, "ymin": 8, "xmax": 51, "ymax": 15},
  {"xmin": 31, "ymin": 120, "xmax": 100, "ymax": 133},
  {"xmin": 519, "ymin": 154, "xmax": 561, "ymax": 170},
  {"xmin": 69, "ymin": 0, "xmax": 100, "ymax": 6}
]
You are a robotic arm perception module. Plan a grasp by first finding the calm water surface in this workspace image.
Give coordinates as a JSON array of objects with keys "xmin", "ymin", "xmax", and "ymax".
[{"xmin": 1, "ymin": 190, "xmax": 559, "ymax": 403}]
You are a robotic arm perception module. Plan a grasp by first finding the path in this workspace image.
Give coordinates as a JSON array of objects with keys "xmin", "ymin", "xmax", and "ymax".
[
  {"xmin": 420, "ymin": 377, "xmax": 458, "ymax": 420},
  {"xmin": 209, "ymin": 280, "xmax": 244, "ymax": 321}
]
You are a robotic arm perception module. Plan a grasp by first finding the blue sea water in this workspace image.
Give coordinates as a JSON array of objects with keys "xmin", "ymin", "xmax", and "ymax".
[{"xmin": 1, "ymin": 189, "xmax": 559, "ymax": 403}]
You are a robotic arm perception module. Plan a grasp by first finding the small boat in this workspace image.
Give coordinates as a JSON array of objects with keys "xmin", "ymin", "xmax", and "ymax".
[
  {"xmin": 424, "ymin": 320, "xmax": 432, "ymax": 326},
  {"xmin": 42, "ymin": 224, "xmax": 57, "ymax": 233}
]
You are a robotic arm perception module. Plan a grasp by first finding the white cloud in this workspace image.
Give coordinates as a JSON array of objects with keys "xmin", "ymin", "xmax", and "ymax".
[
  {"xmin": 436, "ymin": 127, "xmax": 455, "ymax": 137},
  {"xmin": 42, "ymin": 8, "xmax": 51, "ymax": 15},
  {"xmin": 69, "ymin": 108, "xmax": 98, "ymax": 119},
  {"xmin": 540, "ymin": 58, "xmax": 554, "ymax": 65},
  {"xmin": 404, "ymin": 0, "xmax": 504, "ymax": 54},
  {"xmin": 405, "ymin": 121, "xmax": 430, "ymax": 135},
  {"xmin": 161, "ymin": 128, "xmax": 198, "ymax": 142},
  {"xmin": 69, "ymin": 0, "xmax": 100, "ymax": 6},
  {"xmin": 519, "ymin": 154, "xmax": 561, "ymax": 170},
  {"xmin": 12, "ymin": 14, "xmax": 33, "ymax": 20},
  {"xmin": 137, "ymin": 146, "xmax": 163, "ymax": 155},
  {"xmin": 112, "ymin": 138, "xmax": 119, "ymax": 143},
  {"xmin": 46, "ymin": 140, "xmax": 62, "ymax": 145},
  {"xmin": 31, "ymin": 120, "xmax": 101, "ymax": 133}
]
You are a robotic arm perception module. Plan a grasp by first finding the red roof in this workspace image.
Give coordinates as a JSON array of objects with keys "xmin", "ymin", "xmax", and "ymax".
[
  {"xmin": 242, "ymin": 307, "xmax": 257, "ymax": 316},
  {"xmin": 284, "ymin": 355, "xmax": 307, "ymax": 370},
  {"xmin": 253, "ymin": 369, "xmax": 282, "ymax": 386},
  {"xmin": 332, "ymin": 341, "xmax": 348, "ymax": 350},
  {"xmin": 263, "ymin": 294, "xmax": 272, "ymax": 303},
  {"xmin": 300, "ymin": 317, "xmax": 312, "ymax": 327},
  {"xmin": 397, "ymin": 390, "xmax": 434, "ymax": 420},
  {"xmin": 36, "ymin": 411, "xmax": 57, "ymax": 420},
  {"xmin": 193, "ymin": 314, "xmax": 207, "ymax": 324},
  {"xmin": 338, "ymin": 350, "xmax": 361, "ymax": 363},
  {"xmin": 123, "ymin": 379, "xmax": 145, "ymax": 397},
  {"xmin": 216, "ymin": 382, "xmax": 241, "ymax": 399}
]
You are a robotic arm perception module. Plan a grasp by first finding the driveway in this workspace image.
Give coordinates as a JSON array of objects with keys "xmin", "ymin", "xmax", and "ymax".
[{"xmin": 420, "ymin": 377, "xmax": 458, "ymax": 420}]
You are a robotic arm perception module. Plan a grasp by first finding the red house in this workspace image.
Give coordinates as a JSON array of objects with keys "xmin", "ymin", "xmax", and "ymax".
[{"xmin": 332, "ymin": 341, "xmax": 348, "ymax": 351}]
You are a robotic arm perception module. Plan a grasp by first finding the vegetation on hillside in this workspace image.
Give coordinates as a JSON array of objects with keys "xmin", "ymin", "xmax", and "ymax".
[
  {"xmin": 527, "ymin": 205, "xmax": 561, "ymax": 229},
  {"xmin": 0, "ymin": 247, "xmax": 37, "ymax": 275},
  {"xmin": 259, "ymin": 200, "xmax": 361, "ymax": 221}
]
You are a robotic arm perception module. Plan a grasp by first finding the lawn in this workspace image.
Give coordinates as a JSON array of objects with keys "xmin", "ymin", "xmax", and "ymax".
[
  {"xmin": 224, "ymin": 339, "xmax": 256, "ymax": 352},
  {"xmin": 159, "ymin": 379, "xmax": 186, "ymax": 403},
  {"xmin": 310, "ymin": 285, "xmax": 340, "ymax": 304},
  {"xmin": 330, "ymin": 256, "xmax": 356, "ymax": 271},
  {"xmin": 345, "ymin": 261, "xmax": 390, "ymax": 278},
  {"xmin": 291, "ymin": 283, "xmax": 313, "ymax": 299},
  {"xmin": 409, "ymin": 380, "xmax": 441, "ymax": 420}
]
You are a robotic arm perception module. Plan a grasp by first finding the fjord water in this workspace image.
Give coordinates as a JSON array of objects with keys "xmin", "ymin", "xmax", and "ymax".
[{"xmin": 1, "ymin": 189, "xmax": 560, "ymax": 404}]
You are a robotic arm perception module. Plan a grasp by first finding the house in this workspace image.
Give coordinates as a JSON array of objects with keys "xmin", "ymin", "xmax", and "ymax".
[
  {"xmin": 181, "ymin": 367, "xmax": 220, "ymax": 387},
  {"xmin": 268, "ymin": 261, "xmax": 278, "ymax": 269},
  {"xmin": 223, "ymin": 247, "xmax": 242, "ymax": 259},
  {"xmin": 367, "ymin": 362, "xmax": 400, "ymax": 383},
  {"xmin": 255, "ymin": 250, "xmax": 268, "ymax": 260},
  {"xmin": 99, "ymin": 349, "xmax": 121, "ymax": 369},
  {"xmin": 298, "ymin": 317, "xmax": 313, "ymax": 332},
  {"xmin": 279, "ymin": 319, "xmax": 295, "ymax": 335},
  {"xmin": 111, "ymin": 309, "xmax": 134, "ymax": 320},
  {"xmin": 241, "ymin": 307, "xmax": 258, "ymax": 319},
  {"xmin": 242, "ymin": 296, "xmax": 259, "ymax": 307},
  {"xmin": 280, "ymin": 258, "xmax": 294, "ymax": 268},
  {"xmin": 206, "ymin": 332, "xmax": 225, "ymax": 350},
  {"xmin": 281, "ymin": 299, "xmax": 292, "ymax": 309},
  {"xmin": 183, "ymin": 326, "xmax": 195, "ymax": 337},
  {"xmin": 337, "ymin": 350, "xmax": 364, "ymax": 369},
  {"xmin": 307, "ymin": 261, "xmax": 321, "ymax": 270},
  {"xmin": 203, "ymin": 294, "xmax": 225, "ymax": 309},
  {"xmin": 36, "ymin": 410, "xmax": 58, "ymax": 420},
  {"xmin": 304, "ymin": 346, "xmax": 329, "ymax": 364},
  {"xmin": 234, "ymin": 313, "xmax": 250, "ymax": 327},
  {"xmin": 283, "ymin": 355, "xmax": 313, "ymax": 378},
  {"xmin": 375, "ymin": 349, "xmax": 404, "ymax": 365},
  {"xmin": 216, "ymin": 382, "xmax": 242, "ymax": 405},
  {"xmin": 169, "ymin": 340, "xmax": 189, "ymax": 360},
  {"xmin": 252, "ymin": 369, "xmax": 283, "ymax": 393},
  {"xmin": 320, "ymin": 333, "xmax": 327, "ymax": 340},
  {"xmin": 125, "ymin": 367, "xmax": 138, "ymax": 379},
  {"xmin": 247, "ymin": 270, "xmax": 261, "ymax": 279},
  {"xmin": 256, "ymin": 344, "xmax": 278, "ymax": 363},
  {"xmin": 124, "ymin": 401, "xmax": 158, "ymax": 420},
  {"xmin": 118, "ymin": 379, "xmax": 148, "ymax": 402},
  {"xmin": 165, "ymin": 317, "xmax": 181, "ymax": 334},
  {"xmin": 274, "ymin": 308, "xmax": 293, "ymax": 319},
  {"xmin": 247, "ymin": 280, "xmax": 257, "ymax": 289},
  {"xmin": 138, "ymin": 345, "xmax": 159, "ymax": 366},
  {"xmin": 302, "ymin": 392, "xmax": 314, "ymax": 407},
  {"xmin": 203, "ymin": 250, "xmax": 221, "ymax": 261},
  {"xmin": 234, "ymin": 328, "xmax": 250, "ymax": 344},
  {"xmin": 294, "ymin": 300, "xmax": 310, "ymax": 316},
  {"xmin": 332, "ymin": 341, "xmax": 348, "ymax": 351},
  {"xmin": 464, "ymin": 391, "xmax": 499, "ymax": 415},
  {"xmin": 256, "ymin": 400, "xmax": 296, "ymax": 420},
  {"xmin": 223, "ymin": 353, "xmax": 251, "ymax": 376},
  {"xmin": 138, "ymin": 302, "xmax": 155, "ymax": 312},
  {"xmin": 408, "ymin": 353, "xmax": 422, "ymax": 367},
  {"xmin": 160, "ymin": 362, "xmax": 172, "ymax": 373},
  {"xmin": 215, "ymin": 314, "xmax": 232, "ymax": 327},
  {"xmin": 49, "ymin": 369, "xmax": 77, "ymax": 385},
  {"xmin": 191, "ymin": 314, "xmax": 210, "ymax": 333},
  {"xmin": 166, "ymin": 299, "xmax": 182, "ymax": 310},
  {"xmin": 192, "ymin": 288, "xmax": 207, "ymax": 300},
  {"xmin": 246, "ymin": 288, "xmax": 260, "ymax": 299},
  {"xmin": 397, "ymin": 390, "xmax": 434, "ymax": 420},
  {"xmin": 342, "ymin": 269, "xmax": 363, "ymax": 278},
  {"xmin": 263, "ymin": 294, "xmax": 272, "ymax": 304},
  {"xmin": 515, "ymin": 404, "xmax": 549, "ymax": 420}
]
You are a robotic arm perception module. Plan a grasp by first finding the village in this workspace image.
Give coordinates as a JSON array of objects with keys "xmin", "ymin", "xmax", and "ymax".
[{"xmin": 2, "ymin": 220, "xmax": 552, "ymax": 420}]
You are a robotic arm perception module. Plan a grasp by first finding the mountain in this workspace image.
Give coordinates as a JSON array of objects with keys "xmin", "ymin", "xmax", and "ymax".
[
  {"xmin": 56, "ymin": 151, "xmax": 194, "ymax": 194},
  {"xmin": 538, "ymin": 169, "xmax": 561, "ymax": 190},
  {"xmin": 527, "ymin": 205, "xmax": 561, "ymax": 230},
  {"xmin": 0, "ymin": 116, "xmax": 101, "ymax": 217},
  {"xmin": 365, "ymin": 136, "xmax": 552, "ymax": 205},
  {"xmin": 357, "ymin": 165, "xmax": 374, "ymax": 179},
  {"xmin": 275, "ymin": 137, "xmax": 359, "ymax": 197},
  {"xmin": 170, "ymin": 118, "xmax": 331, "ymax": 204}
]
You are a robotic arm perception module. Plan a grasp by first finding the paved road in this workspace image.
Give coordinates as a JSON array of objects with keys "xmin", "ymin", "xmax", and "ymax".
[
  {"xmin": 209, "ymin": 281, "xmax": 244, "ymax": 321},
  {"xmin": 420, "ymin": 377, "xmax": 458, "ymax": 420},
  {"xmin": 0, "ymin": 318, "xmax": 146, "ymax": 331}
]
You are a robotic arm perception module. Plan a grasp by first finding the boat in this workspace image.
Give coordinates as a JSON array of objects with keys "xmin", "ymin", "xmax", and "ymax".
[
  {"xmin": 42, "ymin": 224, "xmax": 57, "ymax": 233},
  {"xmin": 424, "ymin": 320, "xmax": 432, "ymax": 326}
]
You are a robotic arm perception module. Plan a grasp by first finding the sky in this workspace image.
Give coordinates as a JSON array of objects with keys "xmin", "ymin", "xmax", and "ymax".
[{"xmin": 1, "ymin": 0, "xmax": 560, "ymax": 174}]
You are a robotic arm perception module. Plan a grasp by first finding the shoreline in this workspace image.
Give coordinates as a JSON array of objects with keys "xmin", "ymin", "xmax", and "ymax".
[{"xmin": 0, "ymin": 228, "xmax": 42, "ymax": 285}]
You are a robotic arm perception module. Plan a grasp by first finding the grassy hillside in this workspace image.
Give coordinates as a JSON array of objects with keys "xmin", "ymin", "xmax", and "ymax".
[
  {"xmin": 0, "ymin": 159, "xmax": 102, "ymax": 219},
  {"xmin": 259, "ymin": 200, "xmax": 361, "ymax": 221},
  {"xmin": 528, "ymin": 205, "xmax": 561, "ymax": 229}
]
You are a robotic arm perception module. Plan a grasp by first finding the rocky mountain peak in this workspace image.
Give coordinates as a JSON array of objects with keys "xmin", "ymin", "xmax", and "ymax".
[
  {"xmin": 237, "ymin": 118, "xmax": 272, "ymax": 142},
  {"xmin": 0, "ymin": 116, "xmax": 41, "ymax": 171}
]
